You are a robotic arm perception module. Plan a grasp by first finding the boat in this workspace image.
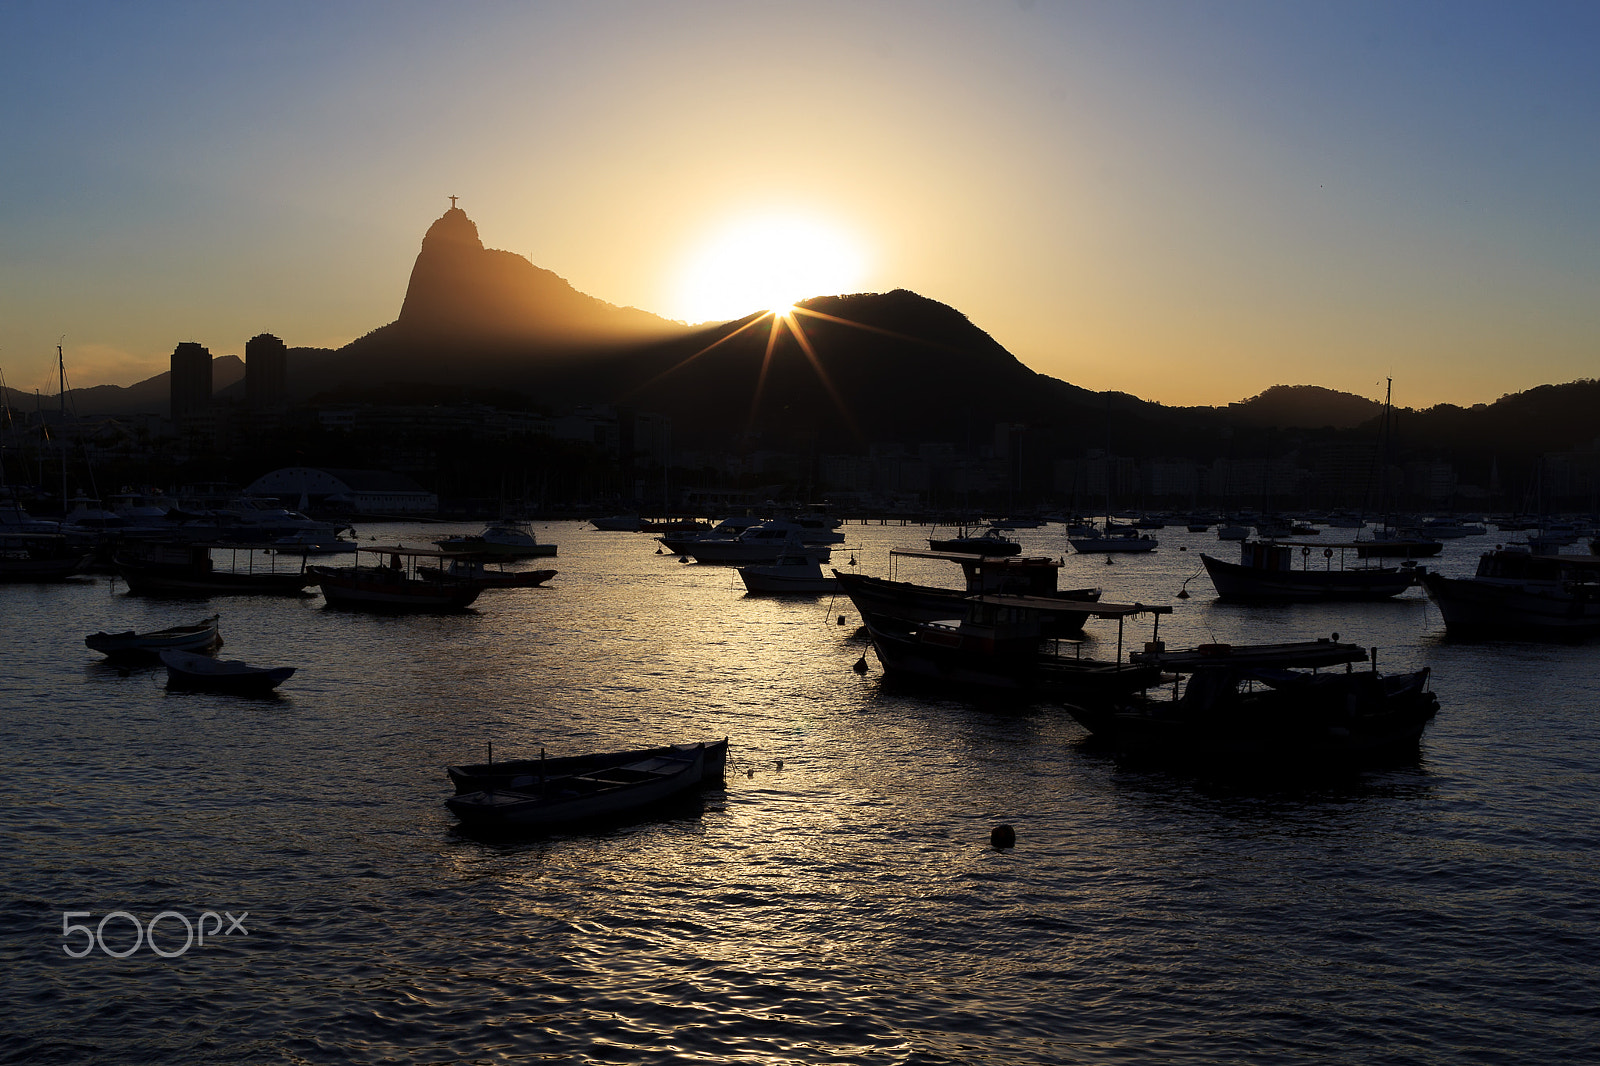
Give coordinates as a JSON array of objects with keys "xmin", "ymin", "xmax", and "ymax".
[
  {"xmin": 310, "ymin": 546, "xmax": 483, "ymax": 610},
  {"xmin": 589, "ymin": 514, "xmax": 642, "ymax": 532},
  {"xmin": 1216, "ymin": 523, "xmax": 1251, "ymax": 541},
  {"xmin": 738, "ymin": 551, "xmax": 839, "ymax": 594},
  {"xmin": 114, "ymin": 543, "xmax": 318, "ymax": 596},
  {"xmin": 1419, "ymin": 518, "xmax": 1488, "ymax": 539},
  {"xmin": 415, "ymin": 556, "xmax": 557, "ymax": 589},
  {"xmin": 862, "ymin": 595, "xmax": 1170, "ymax": 701},
  {"xmin": 678, "ymin": 521, "xmax": 831, "ymax": 564},
  {"xmin": 0, "ymin": 533, "xmax": 94, "ymax": 582},
  {"xmin": 655, "ymin": 516, "xmax": 762, "ymax": 556},
  {"xmin": 270, "ymin": 530, "xmax": 359, "ymax": 555},
  {"xmin": 86, "ymin": 614, "xmax": 221, "ymax": 657},
  {"xmin": 445, "ymin": 742, "xmax": 717, "ymax": 830},
  {"xmin": 927, "ymin": 526, "xmax": 1022, "ymax": 556},
  {"xmin": 159, "ymin": 648, "xmax": 295, "ymax": 693},
  {"xmin": 1064, "ymin": 639, "xmax": 1438, "ymax": 767},
  {"xmin": 1199, "ymin": 541, "xmax": 1421, "ymax": 601},
  {"xmin": 1420, "ymin": 548, "xmax": 1600, "ymax": 640},
  {"xmin": 435, "ymin": 519, "xmax": 556, "ymax": 559},
  {"xmin": 447, "ymin": 738, "xmax": 730, "ymax": 794},
  {"xmin": 1353, "ymin": 529, "xmax": 1445, "ymax": 559},
  {"xmin": 1068, "ymin": 527, "xmax": 1158, "ymax": 554},
  {"xmin": 835, "ymin": 549, "xmax": 1101, "ymax": 635}
]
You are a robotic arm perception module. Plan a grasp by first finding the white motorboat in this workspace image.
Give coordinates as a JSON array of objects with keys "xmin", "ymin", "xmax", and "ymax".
[{"xmin": 738, "ymin": 551, "xmax": 839, "ymax": 594}]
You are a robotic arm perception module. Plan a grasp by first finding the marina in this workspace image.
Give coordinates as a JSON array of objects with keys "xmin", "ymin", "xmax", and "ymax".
[{"xmin": 6, "ymin": 518, "xmax": 1598, "ymax": 1062}]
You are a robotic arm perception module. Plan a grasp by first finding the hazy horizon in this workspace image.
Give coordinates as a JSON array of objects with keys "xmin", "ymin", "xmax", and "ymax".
[{"xmin": 3, "ymin": 1, "xmax": 1596, "ymax": 408}]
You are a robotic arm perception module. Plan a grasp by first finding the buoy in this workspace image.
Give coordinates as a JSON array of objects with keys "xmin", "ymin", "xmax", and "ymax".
[
  {"xmin": 775, "ymin": 759, "xmax": 784, "ymax": 771},
  {"xmin": 680, "ymin": 556, "xmax": 690, "ymax": 563},
  {"xmin": 838, "ymin": 614, "xmax": 847, "ymax": 625},
  {"xmin": 1179, "ymin": 545, "xmax": 1187, "ymax": 551},
  {"xmin": 1177, "ymin": 588, "xmax": 1190, "ymax": 599},
  {"xmin": 991, "ymin": 824, "xmax": 1016, "ymax": 849},
  {"xmin": 746, "ymin": 768, "xmax": 755, "ymax": 778},
  {"xmin": 656, "ymin": 547, "xmax": 663, "ymax": 554},
  {"xmin": 1331, "ymin": 632, "xmax": 1340, "ymax": 642},
  {"xmin": 852, "ymin": 654, "xmax": 868, "ymax": 673},
  {"xmin": 849, "ymin": 556, "xmax": 857, "ymax": 566},
  {"xmin": 1105, "ymin": 555, "xmax": 1114, "ymax": 565}
]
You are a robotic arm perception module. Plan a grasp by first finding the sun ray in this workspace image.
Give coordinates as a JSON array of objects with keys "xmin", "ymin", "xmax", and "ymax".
[
  {"xmin": 782, "ymin": 311, "xmax": 863, "ymax": 444},
  {"xmin": 618, "ymin": 312, "xmax": 772, "ymax": 402},
  {"xmin": 745, "ymin": 311, "xmax": 786, "ymax": 436},
  {"xmin": 790, "ymin": 305, "xmax": 969, "ymax": 354}
]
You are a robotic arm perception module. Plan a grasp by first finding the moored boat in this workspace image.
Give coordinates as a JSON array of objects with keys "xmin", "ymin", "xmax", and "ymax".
[
  {"xmin": 0, "ymin": 534, "xmax": 93, "ymax": 582},
  {"xmin": 160, "ymin": 648, "xmax": 294, "ymax": 693},
  {"xmin": 835, "ymin": 549, "xmax": 1101, "ymax": 635},
  {"xmin": 311, "ymin": 546, "xmax": 484, "ymax": 610},
  {"xmin": 738, "ymin": 551, "xmax": 839, "ymax": 594},
  {"xmin": 114, "ymin": 543, "xmax": 317, "ymax": 596},
  {"xmin": 1065, "ymin": 640, "xmax": 1438, "ymax": 767},
  {"xmin": 448, "ymin": 738, "xmax": 730, "ymax": 794},
  {"xmin": 446, "ymin": 742, "xmax": 717, "ymax": 830},
  {"xmin": 1200, "ymin": 541, "xmax": 1420, "ymax": 601},
  {"xmin": 927, "ymin": 526, "xmax": 1022, "ymax": 556},
  {"xmin": 86, "ymin": 614, "xmax": 221, "ymax": 656},
  {"xmin": 435, "ymin": 519, "xmax": 556, "ymax": 559},
  {"xmin": 1420, "ymin": 548, "xmax": 1600, "ymax": 640}
]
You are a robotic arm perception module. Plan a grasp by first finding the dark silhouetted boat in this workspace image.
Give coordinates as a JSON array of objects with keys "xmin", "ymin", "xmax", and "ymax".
[
  {"xmin": 447, "ymin": 738, "xmax": 730, "ymax": 794},
  {"xmin": 1420, "ymin": 548, "xmax": 1600, "ymax": 640},
  {"xmin": 445, "ymin": 742, "xmax": 718, "ymax": 830},
  {"xmin": 310, "ymin": 546, "xmax": 483, "ymax": 610},
  {"xmin": 927, "ymin": 526, "xmax": 1022, "ymax": 556},
  {"xmin": 160, "ymin": 648, "xmax": 294, "ymax": 693},
  {"xmin": 1200, "ymin": 541, "xmax": 1420, "ymax": 601},
  {"xmin": 86, "ymin": 614, "xmax": 221, "ymax": 657},
  {"xmin": 835, "ymin": 549, "xmax": 1101, "ymax": 635},
  {"xmin": 1065, "ymin": 639, "xmax": 1438, "ymax": 766}
]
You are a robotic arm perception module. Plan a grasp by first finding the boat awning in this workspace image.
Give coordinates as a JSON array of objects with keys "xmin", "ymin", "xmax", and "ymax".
[
  {"xmin": 891, "ymin": 549, "xmax": 1060, "ymax": 566},
  {"xmin": 1131, "ymin": 639, "xmax": 1369, "ymax": 670},
  {"xmin": 357, "ymin": 544, "xmax": 467, "ymax": 559},
  {"xmin": 966, "ymin": 593, "xmax": 1170, "ymax": 618}
]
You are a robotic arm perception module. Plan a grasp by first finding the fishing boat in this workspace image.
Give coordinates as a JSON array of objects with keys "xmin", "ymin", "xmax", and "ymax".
[
  {"xmin": 445, "ymin": 742, "xmax": 716, "ymax": 830},
  {"xmin": 435, "ymin": 519, "xmax": 556, "ymax": 559},
  {"xmin": 1199, "ymin": 541, "xmax": 1421, "ymax": 601},
  {"xmin": 927, "ymin": 526, "xmax": 1022, "ymax": 556},
  {"xmin": 1420, "ymin": 548, "xmax": 1600, "ymax": 640},
  {"xmin": 310, "ymin": 546, "xmax": 483, "ymax": 610},
  {"xmin": 160, "ymin": 649, "xmax": 294, "ymax": 693},
  {"xmin": 1068, "ymin": 526, "xmax": 1158, "ymax": 554},
  {"xmin": 834, "ymin": 549, "xmax": 1101, "ymax": 635},
  {"xmin": 0, "ymin": 533, "xmax": 94, "ymax": 582},
  {"xmin": 114, "ymin": 543, "xmax": 318, "ymax": 596},
  {"xmin": 862, "ymin": 595, "xmax": 1170, "ymax": 701},
  {"xmin": 447, "ymin": 738, "xmax": 730, "ymax": 794},
  {"xmin": 738, "ymin": 551, "xmax": 839, "ymax": 594},
  {"xmin": 86, "ymin": 614, "xmax": 221, "ymax": 657},
  {"xmin": 1064, "ymin": 639, "xmax": 1438, "ymax": 767}
]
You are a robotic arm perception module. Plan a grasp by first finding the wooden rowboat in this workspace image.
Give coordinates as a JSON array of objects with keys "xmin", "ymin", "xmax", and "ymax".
[
  {"xmin": 447, "ymin": 738, "xmax": 729, "ymax": 794},
  {"xmin": 446, "ymin": 742, "xmax": 721, "ymax": 830},
  {"xmin": 86, "ymin": 614, "xmax": 221, "ymax": 656},
  {"xmin": 160, "ymin": 649, "xmax": 294, "ymax": 693}
]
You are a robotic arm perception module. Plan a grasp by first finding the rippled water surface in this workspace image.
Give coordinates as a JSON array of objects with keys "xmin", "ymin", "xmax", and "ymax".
[{"xmin": 3, "ymin": 522, "xmax": 1598, "ymax": 1064}]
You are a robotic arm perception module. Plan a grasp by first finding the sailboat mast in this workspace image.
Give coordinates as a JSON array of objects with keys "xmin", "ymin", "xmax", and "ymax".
[{"xmin": 58, "ymin": 344, "xmax": 68, "ymax": 509}]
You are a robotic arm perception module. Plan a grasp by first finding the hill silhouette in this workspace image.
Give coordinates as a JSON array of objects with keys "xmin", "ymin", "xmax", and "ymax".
[{"xmin": 1228, "ymin": 385, "xmax": 1383, "ymax": 429}]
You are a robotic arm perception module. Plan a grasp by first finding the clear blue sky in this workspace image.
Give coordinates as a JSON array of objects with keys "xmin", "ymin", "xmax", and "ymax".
[{"xmin": 2, "ymin": 0, "xmax": 1595, "ymax": 407}]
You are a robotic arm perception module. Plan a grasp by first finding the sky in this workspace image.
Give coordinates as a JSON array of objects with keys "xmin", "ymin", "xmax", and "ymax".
[{"xmin": 1, "ymin": 0, "xmax": 1596, "ymax": 409}]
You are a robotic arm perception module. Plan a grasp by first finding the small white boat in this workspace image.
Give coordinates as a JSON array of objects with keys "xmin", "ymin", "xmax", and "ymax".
[
  {"xmin": 738, "ymin": 551, "xmax": 839, "ymax": 594},
  {"xmin": 160, "ymin": 649, "xmax": 294, "ymax": 692},
  {"xmin": 86, "ymin": 614, "xmax": 221, "ymax": 657},
  {"xmin": 271, "ymin": 530, "xmax": 358, "ymax": 555},
  {"xmin": 436, "ymin": 519, "xmax": 556, "ymax": 558}
]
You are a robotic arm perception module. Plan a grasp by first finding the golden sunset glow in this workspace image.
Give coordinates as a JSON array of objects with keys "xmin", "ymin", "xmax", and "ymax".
[{"xmin": 674, "ymin": 214, "xmax": 868, "ymax": 324}]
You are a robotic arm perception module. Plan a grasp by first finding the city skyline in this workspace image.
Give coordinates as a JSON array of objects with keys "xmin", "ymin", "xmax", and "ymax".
[{"xmin": 2, "ymin": 1, "xmax": 1596, "ymax": 409}]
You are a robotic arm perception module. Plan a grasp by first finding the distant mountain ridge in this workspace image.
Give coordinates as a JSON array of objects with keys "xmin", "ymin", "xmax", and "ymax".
[{"xmin": 11, "ymin": 205, "xmax": 1596, "ymax": 460}]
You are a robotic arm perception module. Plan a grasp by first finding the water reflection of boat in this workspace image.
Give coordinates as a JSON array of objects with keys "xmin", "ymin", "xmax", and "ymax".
[
  {"xmin": 1420, "ymin": 548, "xmax": 1600, "ymax": 640},
  {"xmin": 1200, "ymin": 541, "xmax": 1420, "ymax": 601},
  {"xmin": 1066, "ymin": 640, "xmax": 1438, "ymax": 766},
  {"xmin": 86, "ymin": 614, "xmax": 221, "ymax": 657},
  {"xmin": 160, "ymin": 649, "xmax": 294, "ymax": 693},
  {"xmin": 445, "ymin": 742, "xmax": 717, "ymax": 830}
]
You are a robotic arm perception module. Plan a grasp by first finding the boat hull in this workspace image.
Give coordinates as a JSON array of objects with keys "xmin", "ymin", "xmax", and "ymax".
[
  {"xmin": 448, "ymin": 739, "xmax": 730, "ymax": 794},
  {"xmin": 835, "ymin": 571, "xmax": 1098, "ymax": 636},
  {"xmin": 314, "ymin": 568, "xmax": 482, "ymax": 610},
  {"xmin": 160, "ymin": 649, "xmax": 293, "ymax": 693},
  {"xmin": 117, "ymin": 565, "xmax": 315, "ymax": 597},
  {"xmin": 1421, "ymin": 571, "xmax": 1600, "ymax": 639},
  {"xmin": 446, "ymin": 745, "xmax": 711, "ymax": 830},
  {"xmin": 86, "ymin": 616, "xmax": 221, "ymax": 656}
]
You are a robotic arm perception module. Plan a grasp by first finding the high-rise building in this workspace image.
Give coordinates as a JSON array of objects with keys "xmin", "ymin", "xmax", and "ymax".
[
  {"xmin": 170, "ymin": 342, "xmax": 212, "ymax": 420},
  {"xmin": 246, "ymin": 333, "xmax": 288, "ymax": 409}
]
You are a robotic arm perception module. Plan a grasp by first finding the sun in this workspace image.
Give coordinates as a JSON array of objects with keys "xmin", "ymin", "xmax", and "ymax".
[{"xmin": 675, "ymin": 214, "xmax": 868, "ymax": 323}]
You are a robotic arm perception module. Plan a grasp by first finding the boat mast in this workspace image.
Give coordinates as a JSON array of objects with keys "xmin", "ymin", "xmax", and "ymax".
[{"xmin": 58, "ymin": 344, "xmax": 69, "ymax": 510}]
